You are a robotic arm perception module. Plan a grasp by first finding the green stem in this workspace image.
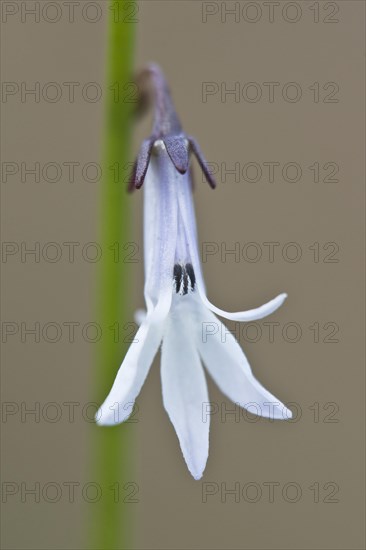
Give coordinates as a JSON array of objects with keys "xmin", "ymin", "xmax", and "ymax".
[{"xmin": 91, "ymin": 3, "xmax": 136, "ymax": 549}]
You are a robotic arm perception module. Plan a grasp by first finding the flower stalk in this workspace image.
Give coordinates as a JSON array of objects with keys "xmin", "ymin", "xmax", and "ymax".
[{"xmin": 91, "ymin": 3, "xmax": 136, "ymax": 548}]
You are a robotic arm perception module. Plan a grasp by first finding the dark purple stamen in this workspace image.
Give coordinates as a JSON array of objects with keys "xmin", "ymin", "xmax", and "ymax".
[
  {"xmin": 185, "ymin": 263, "xmax": 196, "ymax": 290},
  {"xmin": 173, "ymin": 264, "xmax": 183, "ymax": 294},
  {"xmin": 174, "ymin": 263, "xmax": 196, "ymax": 295}
]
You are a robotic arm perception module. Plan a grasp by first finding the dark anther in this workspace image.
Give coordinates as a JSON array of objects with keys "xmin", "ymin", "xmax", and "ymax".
[
  {"xmin": 185, "ymin": 263, "xmax": 196, "ymax": 290},
  {"xmin": 183, "ymin": 270, "xmax": 189, "ymax": 295},
  {"xmin": 173, "ymin": 263, "xmax": 196, "ymax": 295},
  {"xmin": 174, "ymin": 264, "xmax": 182, "ymax": 294}
]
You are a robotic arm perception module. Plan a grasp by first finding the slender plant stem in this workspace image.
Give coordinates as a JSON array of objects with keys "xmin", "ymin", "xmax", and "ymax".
[{"xmin": 91, "ymin": 3, "xmax": 136, "ymax": 549}]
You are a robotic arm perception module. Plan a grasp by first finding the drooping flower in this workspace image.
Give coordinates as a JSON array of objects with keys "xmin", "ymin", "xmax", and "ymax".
[{"xmin": 96, "ymin": 64, "xmax": 292, "ymax": 480}]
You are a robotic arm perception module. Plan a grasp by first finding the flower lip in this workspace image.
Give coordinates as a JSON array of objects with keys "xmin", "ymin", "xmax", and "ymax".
[
  {"xmin": 164, "ymin": 135, "xmax": 190, "ymax": 175},
  {"xmin": 128, "ymin": 64, "xmax": 216, "ymax": 191}
]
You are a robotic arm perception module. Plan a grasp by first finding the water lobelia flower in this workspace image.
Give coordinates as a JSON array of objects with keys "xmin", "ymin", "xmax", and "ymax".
[{"xmin": 96, "ymin": 64, "xmax": 292, "ymax": 480}]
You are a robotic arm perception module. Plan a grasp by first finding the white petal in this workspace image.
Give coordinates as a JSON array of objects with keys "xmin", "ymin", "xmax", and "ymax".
[
  {"xmin": 199, "ymin": 292, "xmax": 288, "ymax": 322},
  {"xmin": 97, "ymin": 145, "xmax": 179, "ymax": 427},
  {"xmin": 175, "ymin": 170, "xmax": 288, "ymax": 321},
  {"xmin": 96, "ymin": 319, "xmax": 164, "ymax": 426},
  {"xmin": 161, "ymin": 303, "xmax": 209, "ymax": 479},
  {"xmin": 195, "ymin": 303, "xmax": 292, "ymax": 420},
  {"xmin": 143, "ymin": 142, "xmax": 178, "ymax": 316}
]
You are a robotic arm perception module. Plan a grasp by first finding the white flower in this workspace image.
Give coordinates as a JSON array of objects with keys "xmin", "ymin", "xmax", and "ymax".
[{"xmin": 96, "ymin": 65, "xmax": 292, "ymax": 480}]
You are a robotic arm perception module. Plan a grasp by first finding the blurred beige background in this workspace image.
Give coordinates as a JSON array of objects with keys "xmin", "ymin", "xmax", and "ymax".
[{"xmin": 1, "ymin": 1, "xmax": 365, "ymax": 549}]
